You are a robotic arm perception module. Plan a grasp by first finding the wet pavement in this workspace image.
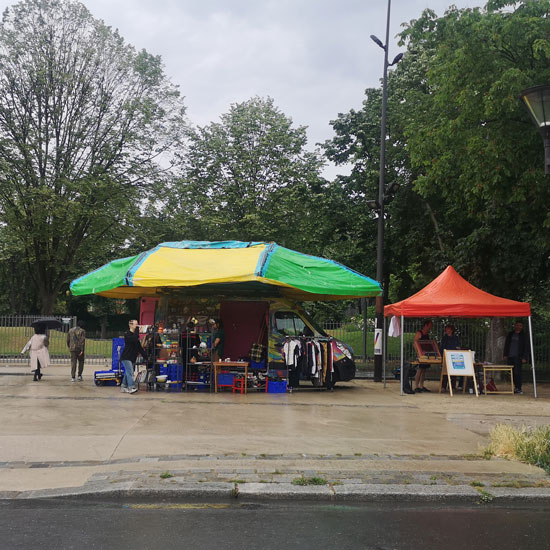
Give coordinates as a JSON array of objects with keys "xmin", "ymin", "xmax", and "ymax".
[{"xmin": 1, "ymin": 363, "xmax": 550, "ymax": 501}]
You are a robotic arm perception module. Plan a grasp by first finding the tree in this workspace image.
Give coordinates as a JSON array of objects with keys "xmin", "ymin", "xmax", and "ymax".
[
  {"xmin": 397, "ymin": 0, "xmax": 550, "ymax": 300},
  {"xmin": 323, "ymin": 85, "xmax": 435, "ymax": 302},
  {"xmin": 0, "ymin": 0, "xmax": 187, "ymax": 313},
  {"xmin": 323, "ymin": 0, "xmax": 550, "ymax": 324},
  {"xmin": 174, "ymin": 96, "xmax": 325, "ymax": 250}
]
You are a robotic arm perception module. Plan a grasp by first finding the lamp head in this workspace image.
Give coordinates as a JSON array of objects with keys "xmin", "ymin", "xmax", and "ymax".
[
  {"xmin": 370, "ymin": 34, "xmax": 385, "ymax": 50},
  {"xmin": 390, "ymin": 53, "xmax": 404, "ymax": 66}
]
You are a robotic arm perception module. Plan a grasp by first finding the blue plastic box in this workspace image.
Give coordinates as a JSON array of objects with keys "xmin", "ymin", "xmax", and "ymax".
[
  {"xmin": 218, "ymin": 373, "xmax": 234, "ymax": 386},
  {"xmin": 267, "ymin": 380, "xmax": 287, "ymax": 393}
]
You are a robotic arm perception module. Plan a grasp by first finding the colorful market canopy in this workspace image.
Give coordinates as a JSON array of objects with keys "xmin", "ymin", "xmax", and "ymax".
[
  {"xmin": 70, "ymin": 240, "xmax": 382, "ymax": 301},
  {"xmin": 384, "ymin": 266, "xmax": 531, "ymax": 318}
]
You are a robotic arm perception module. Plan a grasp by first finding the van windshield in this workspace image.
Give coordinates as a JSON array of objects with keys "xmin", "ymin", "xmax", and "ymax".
[{"xmin": 274, "ymin": 311, "xmax": 327, "ymax": 337}]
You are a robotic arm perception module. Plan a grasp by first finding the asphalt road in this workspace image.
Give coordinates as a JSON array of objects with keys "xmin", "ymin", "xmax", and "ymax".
[{"xmin": 1, "ymin": 498, "xmax": 549, "ymax": 549}]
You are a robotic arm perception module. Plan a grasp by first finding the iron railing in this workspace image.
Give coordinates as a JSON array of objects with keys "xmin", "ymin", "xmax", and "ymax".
[
  {"xmin": 0, "ymin": 315, "xmax": 111, "ymax": 365},
  {"xmin": 323, "ymin": 318, "xmax": 550, "ymax": 380}
]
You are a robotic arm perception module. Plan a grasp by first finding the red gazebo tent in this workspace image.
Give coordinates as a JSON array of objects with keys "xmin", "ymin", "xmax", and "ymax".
[{"xmin": 384, "ymin": 266, "xmax": 536, "ymax": 396}]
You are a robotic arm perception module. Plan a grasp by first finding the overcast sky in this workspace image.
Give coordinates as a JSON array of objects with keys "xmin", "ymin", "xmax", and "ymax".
[{"xmin": 1, "ymin": 0, "xmax": 484, "ymax": 176}]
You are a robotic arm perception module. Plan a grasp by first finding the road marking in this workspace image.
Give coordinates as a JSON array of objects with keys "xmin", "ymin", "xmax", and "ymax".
[{"xmin": 127, "ymin": 503, "xmax": 230, "ymax": 510}]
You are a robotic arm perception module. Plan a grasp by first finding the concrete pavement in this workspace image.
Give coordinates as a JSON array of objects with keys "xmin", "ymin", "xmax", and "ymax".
[{"xmin": 1, "ymin": 363, "xmax": 550, "ymax": 501}]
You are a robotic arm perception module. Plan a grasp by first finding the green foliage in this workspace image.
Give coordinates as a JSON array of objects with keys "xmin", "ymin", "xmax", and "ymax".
[
  {"xmin": 0, "ymin": 0, "xmax": 187, "ymax": 313},
  {"xmin": 291, "ymin": 476, "xmax": 328, "ymax": 486},
  {"xmin": 477, "ymin": 489, "xmax": 494, "ymax": 504},
  {"xmin": 396, "ymin": 1, "xmax": 550, "ymax": 300},
  {"xmin": 488, "ymin": 423, "xmax": 550, "ymax": 474},
  {"xmin": 174, "ymin": 96, "xmax": 325, "ymax": 252}
]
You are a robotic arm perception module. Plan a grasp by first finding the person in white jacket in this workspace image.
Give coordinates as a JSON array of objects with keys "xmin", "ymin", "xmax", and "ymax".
[{"xmin": 21, "ymin": 324, "xmax": 50, "ymax": 381}]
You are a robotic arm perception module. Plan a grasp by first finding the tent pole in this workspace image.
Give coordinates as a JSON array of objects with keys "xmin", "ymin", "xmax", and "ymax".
[
  {"xmin": 400, "ymin": 315, "xmax": 404, "ymax": 396},
  {"xmin": 528, "ymin": 316, "xmax": 537, "ymax": 399},
  {"xmin": 383, "ymin": 315, "xmax": 387, "ymax": 388}
]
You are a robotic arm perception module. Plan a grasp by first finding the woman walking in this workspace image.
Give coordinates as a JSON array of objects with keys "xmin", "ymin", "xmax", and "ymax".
[{"xmin": 21, "ymin": 324, "xmax": 51, "ymax": 381}]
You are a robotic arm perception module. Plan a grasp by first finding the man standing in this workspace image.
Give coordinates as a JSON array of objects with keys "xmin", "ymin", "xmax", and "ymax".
[
  {"xmin": 120, "ymin": 319, "xmax": 147, "ymax": 394},
  {"xmin": 67, "ymin": 320, "xmax": 86, "ymax": 382},
  {"xmin": 503, "ymin": 320, "xmax": 529, "ymax": 394},
  {"xmin": 413, "ymin": 319, "xmax": 433, "ymax": 393}
]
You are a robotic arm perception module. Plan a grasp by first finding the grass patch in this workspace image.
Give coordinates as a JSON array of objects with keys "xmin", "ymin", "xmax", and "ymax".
[
  {"xmin": 470, "ymin": 480, "xmax": 485, "ymax": 487},
  {"xmin": 291, "ymin": 476, "xmax": 328, "ymax": 486},
  {"xmin": 0, "ymin": 326, "xmax": 112, "ymax": 357},
  {"xmin": 477, "ymin": 489, "xmax": 494, "ymax": 504},
  {"xmin": 486, "ymin": 424, "xmax": 550, "ymax": 474},
  {"xmin": 160, "ymin": 472, "xmax": 173, "ymax": 479},
  {"xmin": 492, "ymin": 480, "xmax": 533, "ymax": 488},
  {"xmin": 354, "ymin": 453, "xmax": 362, "ymax": 456},
  {"xmin": 462, "ymin": 454, "xmax": 481, "ymax": 461}
]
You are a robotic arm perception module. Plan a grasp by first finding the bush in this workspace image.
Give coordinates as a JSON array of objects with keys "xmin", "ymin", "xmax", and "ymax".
[{"xmin": 487, "ymin": 424, "xmax": 550, "ymax": 474}]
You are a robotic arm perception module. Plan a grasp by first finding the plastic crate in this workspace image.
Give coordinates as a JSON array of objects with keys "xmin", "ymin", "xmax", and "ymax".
[
  {"xmin": 218, "ymin": 373, "xmax": 234, "ymax": 386},
  {"xmin": 267, "ymin": 380, "xmax": 287, "ymax": 393},
  {"xmin": 112, "ymin": 337, "xmax": 124, "ymax": 370},
  {"xmin": 250, "ymin": 360, "xmax": 266, "ymax": 370}
]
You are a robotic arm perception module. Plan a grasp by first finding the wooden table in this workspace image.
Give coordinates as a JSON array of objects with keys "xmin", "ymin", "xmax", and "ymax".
[
  {"xmin": 482, "ymin": 364, "xmax": 514, "ymax": 395},
  {"xmin": 213, "ymin": 361, "xmax": 249, "ymax": 394}
]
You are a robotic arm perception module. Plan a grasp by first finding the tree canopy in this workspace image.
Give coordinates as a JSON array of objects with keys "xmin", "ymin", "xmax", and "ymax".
[
  {"xmin": 173, "ymin": 96, "xmax": 326, "ymax": 252},
  {"xmin": 0, "ymin": 0, "xmax": 187, "ymax": 313},
  {"xmin": 324, "ymin": 0, "xmax": 550, "ymax": 307}
]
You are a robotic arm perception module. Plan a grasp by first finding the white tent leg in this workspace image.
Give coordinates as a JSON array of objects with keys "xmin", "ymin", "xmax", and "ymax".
[
  {"xmin": 528, "ymin": 316, "xmax": 537, "ymax": 399},
  {"xmin": 400, "ymin": 315, "xmax": 404, "ymax": 396}
]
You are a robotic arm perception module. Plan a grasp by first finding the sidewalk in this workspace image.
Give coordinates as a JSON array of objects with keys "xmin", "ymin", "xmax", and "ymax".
[{"xmin": 1, "ymin": 364, "xmax": 550, "ymax": 502}]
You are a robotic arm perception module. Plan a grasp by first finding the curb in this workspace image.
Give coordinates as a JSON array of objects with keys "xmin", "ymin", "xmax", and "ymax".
[{"xmin": 3, "ymin": 481, "xmax": 550, "ymax": 503}]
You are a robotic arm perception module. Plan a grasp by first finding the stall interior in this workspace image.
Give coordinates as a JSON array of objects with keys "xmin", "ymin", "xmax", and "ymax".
[{"xmin": 132, "ymin": 296, "xmax": 344, "ymax": 393}]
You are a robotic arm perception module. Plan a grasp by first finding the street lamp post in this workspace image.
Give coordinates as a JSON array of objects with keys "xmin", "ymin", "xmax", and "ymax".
[
  {"xmin": 519, "ymin": 85, "xmax": 550, "ymax": 174},
  {"xmin": 371, "ymin": 0, "xmax": 402, "ymax": 382}
]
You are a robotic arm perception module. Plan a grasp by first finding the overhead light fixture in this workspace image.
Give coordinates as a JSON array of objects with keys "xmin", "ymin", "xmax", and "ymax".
[{"xmin": 519, "ymin": 85, "xmax": 550, "ymax": 174}]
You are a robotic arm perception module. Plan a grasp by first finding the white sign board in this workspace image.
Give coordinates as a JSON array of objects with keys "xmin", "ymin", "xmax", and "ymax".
[{"xmin": 444, "ymin": 350, "xmax": 475, "ymax": 376}]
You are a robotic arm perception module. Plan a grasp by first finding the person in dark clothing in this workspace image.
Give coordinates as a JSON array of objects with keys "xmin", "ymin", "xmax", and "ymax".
[
  {"xmin": 120, "ymin": 319, "xmax": 147, "ymax": 394},
  {"xmin": 144, "ymin": 325, "xmax": 162, "ymax": 377},
  {"xmin": 503, "ymin": 320, "xmax": 529, "ymax": 394},
  {"xmin": 414, "ymin": 319, "xmax": 433, "ymax": 393},
  {"xmin": 440, "ymin": 324, "xmax": 461, "ymax": 391},
  {"xmin": 212, "ymin": 319, "xmax": 225, "ymax": 362}
]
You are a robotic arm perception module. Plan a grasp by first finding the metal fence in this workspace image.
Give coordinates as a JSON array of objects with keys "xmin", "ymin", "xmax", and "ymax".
[
  {"xmin": 2, "ymin": 314, "xmax": 549, "ymax": 374},
  {"xmin": 323, "ymin": 317, "xmax": 550, "ymax": 380},
  {"xmin": 0, "ymin": 315, "xmax": 111, "ymax": 366}
]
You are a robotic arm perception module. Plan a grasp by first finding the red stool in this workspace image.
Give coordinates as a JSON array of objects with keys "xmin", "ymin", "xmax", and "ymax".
[{"xmin": 232, "ymin": 375, "xmax": 245, "ymax": 394}]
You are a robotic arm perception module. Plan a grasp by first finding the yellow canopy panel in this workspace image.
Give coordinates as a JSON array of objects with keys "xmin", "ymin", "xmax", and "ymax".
[{"xmin": 131, "ymin": 245, "xmax": 265, "ymax": 287}]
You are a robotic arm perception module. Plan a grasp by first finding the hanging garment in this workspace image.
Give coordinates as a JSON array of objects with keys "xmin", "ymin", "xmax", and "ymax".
[
  {"xmin": 388, "ymin": 316, "xmax": 402, "ymax": 337},
  {"xmin": 283, "ymin": 339, "xmax": 301, "ymax": 368}
]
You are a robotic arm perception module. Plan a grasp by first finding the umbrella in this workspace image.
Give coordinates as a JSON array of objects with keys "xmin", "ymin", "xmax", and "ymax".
[
  {"xmin": 69, "ymin": 240, "xmax": 382, "ymax": 301},
  {"xmin": 31, "ymin": 318, "xmax": 63, "ymax": 330}
]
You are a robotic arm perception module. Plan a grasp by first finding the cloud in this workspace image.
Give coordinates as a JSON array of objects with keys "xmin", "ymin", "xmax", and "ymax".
[{"xmin": 0, "ymin": 0, "xmax": 484, "ymax": 177}]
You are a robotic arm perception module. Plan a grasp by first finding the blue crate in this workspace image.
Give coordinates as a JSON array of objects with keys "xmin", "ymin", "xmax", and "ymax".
[
  {"xmin": 250, "ymin": 360, "xmax": 266, "ymax": 370},
  {"xmin": 112, "ymin": 337, "xmax": 124, "ymax": 370},
  {"xmin": 218, "ymin": 373, "xmax": 234, "ymax": 386},
  {"xmin": 158, "ymin": 365, "xmax": 169, "ymax": 375},
  {"xmin": 267, "ymin": 380, "xmax": 287, "ymax": 393}
]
